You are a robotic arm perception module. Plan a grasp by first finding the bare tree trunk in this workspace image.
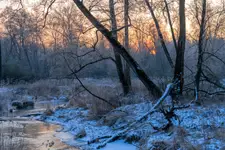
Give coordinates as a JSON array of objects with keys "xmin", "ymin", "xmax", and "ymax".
[
  {"xmin": 73, "ymin": 0, "xmax": 162, "ymax": 98},
  {"xmin": 173, "ymin": 0, "xmax": 186, "ymax": 95},
  {"xmin": 0, "ymin": 39, "xmax": 2, "ymax": 80},
  {"xmin": 124, "ymin": 0, "xmax": 131, "ymax": 92},
  {"xmin": 195, "ymin": 0, "xmax": 206, "ymax": 101},
  {"xmin": 144, "ymin": 0, "xmax": 174, "ymax": 69},
  {"xmin": 109, "ymin": 0, "xmax": 129, "ymax": 95},
  {"xmin": 21, "ymin": 36, "xmax": 32, "ymax": 73}
]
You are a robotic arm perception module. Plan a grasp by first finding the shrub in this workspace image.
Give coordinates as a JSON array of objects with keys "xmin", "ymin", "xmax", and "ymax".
[
  {"xmin": 28, "ymin": 81, "xmax": 60, "ymax": 97},
  {"xmin": 3, "ymin": 62, "xmax": 34, "ymax": 83}
]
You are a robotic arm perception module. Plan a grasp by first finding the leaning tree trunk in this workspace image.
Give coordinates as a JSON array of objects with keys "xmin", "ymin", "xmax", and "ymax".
[
  {"xmin": 73, "ymin": 0, "xmax": 162, "ymax": 98},
  {"xmin": 124, "ymin": 0, "xmax": 132, "ymax": 92},
  {"xmin": 195, "ymin": 0, "xmax": 206, "ymax": 101},
  {"xmin": 109, "ymin": 0, "xmax": 129, "ymax": 95},
  {"xmin": 164, "ymin": 0, "xmax": 178, "ymax": 52},
  {"xmin": 173, "ymin": 0, "xmax": 186, "ymax": 95},
  {"xmin": 144, "ymin": 0, "xmax": 174, "ymax": 69}
]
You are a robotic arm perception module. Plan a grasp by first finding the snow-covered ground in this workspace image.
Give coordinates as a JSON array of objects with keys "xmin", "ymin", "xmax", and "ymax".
[
  {"xmin": 0, "ymin": 87, "xmax": 12, "ymax": 93},
  {"xmin": 101, "ymin": 140, "xmax": 136, "ymax": 150},
  {"xmin": 39, "ymin": 101, "xmax": 225, "ymax": 150},
  {"xmin": 1, "ymin": 80, "xmax": 224, "ymax": 149}
]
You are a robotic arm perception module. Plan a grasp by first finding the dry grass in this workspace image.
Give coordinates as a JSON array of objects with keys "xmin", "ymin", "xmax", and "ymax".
[
  {"xmin": 87, "ymin": 98, "xmax": 114, "ymax": 120},
  {"xmin": 138, "ymin": 126, "xmax": 198, "ymax": 150},
  {"xmin": 9, "ymin": 77, "xmax": 225, "ymax": 120},
  {"xmin": 66, "ymin": 79, "xmax": 121, "ymax": 119},
  {"xmin": 27, "ymin": 80, "xmax": 60, "ymax": 97},
  {"xmin": 214, "ymin": 128, "xmax": 225, "ymax": 141},
  {"xmin": 171, "ymin": 126, "xmax": 197, "ymax": 150},
  {"xmin": 23, "ymin": 78, "xmax": 168, "ymax": 119},
  {"xmin": 44, "ymin": 104, "xmax": 54, "ymax": 116},
  {"xmin": 0, "ymin": 91, "xmax": 15, "ymax": 116}
]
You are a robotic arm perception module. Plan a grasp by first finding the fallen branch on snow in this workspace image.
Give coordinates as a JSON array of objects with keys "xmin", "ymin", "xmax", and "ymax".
[{"xmin": 92, "ymin": 83, "xmax": 175, "ymax": 149}]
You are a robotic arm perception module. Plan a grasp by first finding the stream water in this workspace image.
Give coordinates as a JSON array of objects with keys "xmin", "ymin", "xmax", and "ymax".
[
  {"xmin": 0, "ymin": 98, "xmax": 79, "ymax": 150},
  {"xmin": 0, "ymin": 119, "xmax": 78, "ymax": 150},
  {"xmin": 0, "ymin": 88, "xmax": 136, "ymax": 150}
]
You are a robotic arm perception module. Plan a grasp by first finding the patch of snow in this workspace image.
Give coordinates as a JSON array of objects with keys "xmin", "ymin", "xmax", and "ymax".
[
  {"xmin": 41, "ymin": 100, "xmax": 225, "ymax": 150},
  {"xmin": 0, "ymin": 87, "xmax": 11, "ymax": 93},
  {"xmin": 100, "ymin": 140, "xmax": 136, "ymax": 150},
  {"xmin": 43, "ymin": 108, "xmax": 115, "ymax": 149},
  {"xmin": 221, "ymin": 79, "xmax": 225, "ymax": 86},
  {"xmin": 55, "ymin": 131, "xmax": 86, "ymax": 147}
]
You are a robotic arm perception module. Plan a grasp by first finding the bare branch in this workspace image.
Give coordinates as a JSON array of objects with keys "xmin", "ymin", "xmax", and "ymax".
[
  {"xmin": 62, "ymin": 53, "xmax": 116, "ymax": 108},
  {"xmin": 43, "ymin": 0, "xmax": 57, "ymax": 28},
  {"xmin": 203, "ymin": 52, "xmax": 225, "ymax": 66}
]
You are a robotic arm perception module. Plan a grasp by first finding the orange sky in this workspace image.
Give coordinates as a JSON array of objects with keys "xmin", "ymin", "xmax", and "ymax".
[{"xmin": 0, "ymin": 0, "xmax": 224, "ymax": 53}]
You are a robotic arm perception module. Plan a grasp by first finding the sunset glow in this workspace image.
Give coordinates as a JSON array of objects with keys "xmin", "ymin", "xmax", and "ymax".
[
  {"xmin": 0, "ymin": 0, "xmax": 224, "ymax": 52},
  {"xmin": 150, "ymin": 49, "xmax": 157, "ymax": 55},
  {"xmin": 0, "ymin": 1, "xmax": 225, "ymax": 149}
]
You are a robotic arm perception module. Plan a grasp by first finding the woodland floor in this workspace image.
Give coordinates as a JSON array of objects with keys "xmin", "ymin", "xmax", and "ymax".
[{"xmin": 0, "ymin": 78, "xmax": 225, "ymax": 150}]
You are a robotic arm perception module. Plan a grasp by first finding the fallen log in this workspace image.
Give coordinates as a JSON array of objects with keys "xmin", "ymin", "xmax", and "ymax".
[{"xmin": 94, "ymin": 83, "xmax": 175, "ymax": 149}]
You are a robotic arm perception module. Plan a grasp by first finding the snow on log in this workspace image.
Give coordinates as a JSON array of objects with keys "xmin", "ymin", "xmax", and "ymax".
[{"xmin": 96, "ymin": 83, "xmax": 175, "ymax": 149}]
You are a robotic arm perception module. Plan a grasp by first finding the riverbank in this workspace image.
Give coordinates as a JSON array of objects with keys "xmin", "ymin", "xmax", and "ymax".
[
  {"xmin": 38, "ymin": 107, "xmax": 137, "ymax": 150},
  {"xmin": 39, "ymin": 102, "xmax": 225, "ymax": 150},
  {"xmin": 0, "ymin": 79, "xmax": 225, "ymax": 149}
]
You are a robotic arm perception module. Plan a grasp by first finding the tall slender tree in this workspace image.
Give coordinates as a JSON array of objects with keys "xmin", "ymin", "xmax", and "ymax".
[
  {"xmin": 72, "ymin": 0, "xmax": 162, "ymax": 98},
  {"xmin": 0, "ymin": 38, "xmax": 2, "ymax": 80},
  {"xmin": 144, "ymin": 0, "xmax": 174, "ymax": 69},
  {"xmin": 109, "ymin": 0, "xmax": 130, "ymax": 95},
  {"xmin": 124, "ymin": 0, "xmax": 131, "ymax": 92},
  {"xmin": 195, "ymin": 0, "xmax": 207, "ymax": 101},
  {"xmin": 173, "ymin": 0, "xmax": 186, "ymax": 95}
]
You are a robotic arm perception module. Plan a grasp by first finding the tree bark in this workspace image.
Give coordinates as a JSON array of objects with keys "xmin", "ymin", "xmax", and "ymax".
[
  {"xmin": 144, "ymin": 0, "xmax": 174, "ymax": 69},
  {"xmin": 73, "ymin": 0, "xmax": 162, "ymax": 98},
  {"xmin": 109, "ymin": 0, "xmax": 129, "ymax": 95},
  {"xmin": 124, "ymin": 0, "xmax": 131, "ymax": 93},
  {"xmin": 21, "ymin": 36, "xmax": 32, "ymax": 73},
  {"xmin": 0, "ymin": 39, "xmax": 2, "ymax": 80},
  {"xmin": 195, "ymin": 0, "xmax": 206, "ymax": 101},
  {"xmin": 173, "ymin": 0, "xmax": 186, "ymax": 95}
]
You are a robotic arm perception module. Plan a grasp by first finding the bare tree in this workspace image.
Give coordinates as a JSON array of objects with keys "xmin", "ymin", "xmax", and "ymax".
[
  {"xmin": 173, "ymin": 0, "xmax": 186, "ymax": 95},
  {"xmin": 0, "ymin": 38, "xmax": 2, "ymax": 80},
  {"xmin": 109, "ymin": 0, "xmax": 130, "ymax": 95},
  {"xmin": 144, "ymin": 0, "xmax": 174, "ymax": 69},
  {"xmin": 144, "ymin": 0, "xmax": 186, "ymax": 96},
  {"xmin": 124, "ymin": 0, "xmax": 131, "ymax": 92},
  {"xmin": 72, "ymin": 0, "xmax": 162, "ymax": 98},
  {"xmin": 195, "ymin": 0, "xmax": 206, "ymax": 101}
]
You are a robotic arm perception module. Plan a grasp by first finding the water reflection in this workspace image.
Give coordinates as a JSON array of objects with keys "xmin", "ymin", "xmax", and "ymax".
[{"xmin": 0, "ymin": 120, "xmax": 78, "ymax": 150}]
